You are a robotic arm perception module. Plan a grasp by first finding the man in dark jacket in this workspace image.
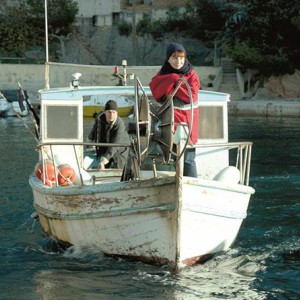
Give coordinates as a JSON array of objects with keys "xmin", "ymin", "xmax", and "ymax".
[{"xmin": 88, "ymin": 100, "xmax": 130, "ymax": 170}]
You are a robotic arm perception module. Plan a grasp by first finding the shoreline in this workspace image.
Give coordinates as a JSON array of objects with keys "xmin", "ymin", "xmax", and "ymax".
[{"xmin": 228, "ymin": 98, "xmax": 300, "ymax": 118}]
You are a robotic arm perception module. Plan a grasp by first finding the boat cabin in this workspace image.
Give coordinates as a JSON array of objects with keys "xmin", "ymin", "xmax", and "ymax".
[{"xmin": 38, "ymin": 85, "xmax": 230, "ymax": 182}]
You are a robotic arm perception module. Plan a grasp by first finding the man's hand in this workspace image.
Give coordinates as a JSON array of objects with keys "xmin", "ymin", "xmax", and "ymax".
[{"xmin": 98, "ymin": 162, "xmax": 105, "ymax": 170}]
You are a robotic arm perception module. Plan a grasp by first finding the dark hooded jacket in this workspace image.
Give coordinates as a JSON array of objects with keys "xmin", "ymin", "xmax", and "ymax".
[{"xmin": 88, "ymin": 112, "xmax": 130, "ymax": 169}]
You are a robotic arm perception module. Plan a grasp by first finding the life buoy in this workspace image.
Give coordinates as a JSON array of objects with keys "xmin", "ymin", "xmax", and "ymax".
[
  {"xmin": 34, "ymin": 160, "xmax": 55, "ymax": 186},
  {"xmin": 57, "ymin": 164, "xmax": 76, "ymax": 186}
]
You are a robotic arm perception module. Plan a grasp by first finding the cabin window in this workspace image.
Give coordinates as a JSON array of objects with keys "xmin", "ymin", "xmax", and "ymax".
[
  {"xmin": 45, "ymin": 105, "xmax": 79, "ymax": 139},
  {"xmin": 199, "ymin": 106, "xmax": 224, "ymax": 139}
]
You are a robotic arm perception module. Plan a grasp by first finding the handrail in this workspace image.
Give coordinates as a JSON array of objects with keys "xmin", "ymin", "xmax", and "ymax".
[
  {"xmin": 36, "ymin": 141, "xmax": 253, "ymax": 187},
  {"xmin": 193, "ymin": 141, "xmax": 253, "ymax": 186},
  {"xmin": 37, "ymin": 141, "xmax": 131, "ymax": 149},
  {"xmin": 192, "ymin": 141, "xmax": 253, "ymax": 149},
  {"xmin": 37, "ymin": 141, "xmax": 131, "ymax": 187}
]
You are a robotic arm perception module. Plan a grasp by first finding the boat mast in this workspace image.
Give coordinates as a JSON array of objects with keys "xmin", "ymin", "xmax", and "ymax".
[{"xmin": 44, "ymin": 0, "xmax": 50, "ymax": 89}]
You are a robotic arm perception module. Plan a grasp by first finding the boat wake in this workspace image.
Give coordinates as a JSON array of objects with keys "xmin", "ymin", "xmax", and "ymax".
[
  {"xmin": 38, "ymin": 236, "xmax": 68, "ymax": 254},
  {"xmin": 63, "ymin": 244, "xmax": 106, "ymax": 261}
]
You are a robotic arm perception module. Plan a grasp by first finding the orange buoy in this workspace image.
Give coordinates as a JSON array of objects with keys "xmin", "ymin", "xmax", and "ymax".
[
  {"xmin": 57, "ymin": 164, "xmax": 76, "ymax": 186},
  {"xmin": 34, "ymin": 160, "xmax": 55, "ymax": 186}
]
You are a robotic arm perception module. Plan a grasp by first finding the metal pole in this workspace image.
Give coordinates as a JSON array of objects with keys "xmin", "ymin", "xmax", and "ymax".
[
  {"xmin": 45, "ymin": 0, "xmax": 49, "ymax": 63},
  {"xmin": 131, "ymin": 0, "xmax": 137, "ymax": 65},
  {"xmin": 214, "ymin": 41, "xmax": 217, "ymax": 67},
  {"xmin": 247, "ymin": 69, "xmax": 251, "ymax": 99},
  {"xmin": 44, "ymin": 0, "xmax": 50, "ymax": 89}
]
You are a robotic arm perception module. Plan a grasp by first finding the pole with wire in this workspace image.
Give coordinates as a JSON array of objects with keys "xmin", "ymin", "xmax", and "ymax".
[{"xmin": 44, "ymin": 0, "xmax": 50, "ymax": 89}]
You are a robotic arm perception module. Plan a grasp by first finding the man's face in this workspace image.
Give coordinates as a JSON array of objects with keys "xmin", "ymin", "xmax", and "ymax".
[{"xmin": 105, "ymin": 109, "xmax": 118, "ymax": 123}]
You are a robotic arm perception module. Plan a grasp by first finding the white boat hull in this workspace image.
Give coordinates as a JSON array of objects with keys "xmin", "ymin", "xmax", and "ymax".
[
  {"xmin": 179, "ymin": 177, "xmax": 253, "ymax": 265},
  {"xmin": 30, "ymin": 171, "xmax": 254, "ymax": 268},
  {"xmin": 31, "ymin": 172, "xmax": 178, "ymax": 264}
]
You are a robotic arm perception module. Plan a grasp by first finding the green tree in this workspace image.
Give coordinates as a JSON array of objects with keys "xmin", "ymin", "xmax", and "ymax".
[
  {"xmin": 27, "ymin": 0, "xmax": 78, "ymax": 36},
  {"xmin": 222, "ymin": 0, "xmax": 300, "ymax": 76},
  {"xmin": 118, "ymin": 21, "xmax": 132, "ymax": 37},
  {"xmin": 184, "ymin": 0, "xmax": 227, "ymax": 42},
  {"xmin": 0, "ymin": 0, "xmax": 78, "ymax": 57},
  {"xmin": 0, "ymin": 0, "xmax": 37, "ymax": 56}
]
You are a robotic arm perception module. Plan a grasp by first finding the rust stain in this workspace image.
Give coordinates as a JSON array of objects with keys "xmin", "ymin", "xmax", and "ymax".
[
  {"xmin": 108, "ymin": 253, "xmax": 173, "ymax": 267},
  {"xmin": 181, "ymin": 253, "xmax": 213, "ymax": 266}
]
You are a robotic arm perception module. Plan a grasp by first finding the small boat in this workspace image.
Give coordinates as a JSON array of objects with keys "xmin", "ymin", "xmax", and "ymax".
[
  {"xmin": 1, "ymin": 89, "xmax": 30, "ymax": 117},
  {"xmin": 83, "ymin": 94, "xmax": 134, "ymax": 117},
  {"xmin": 0, "ymin": 92, "xmax": 10, "ymax": 117},
  {"xmin": 29, "ymin": 75, "xmax": 255, "ymax": 270}
]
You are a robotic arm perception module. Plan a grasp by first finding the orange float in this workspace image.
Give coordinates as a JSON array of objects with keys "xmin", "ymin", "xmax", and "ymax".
[
  {"xmin": 57, "ymin": 164, "xmax": 76, "ymax": 186},
  {"xmin": 34, "ymin": 160, "xmax": 55, "ymax": 186}
]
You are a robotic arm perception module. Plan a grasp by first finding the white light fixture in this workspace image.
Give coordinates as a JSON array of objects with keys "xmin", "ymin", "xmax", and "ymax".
[{"xmin": 71, "ymin": 73, "xmax": 82, "ymax": 89}]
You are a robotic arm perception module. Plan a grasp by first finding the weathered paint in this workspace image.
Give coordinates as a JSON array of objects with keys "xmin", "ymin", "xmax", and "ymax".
[{"xmin": 30, "ymin": 169, "xmax": 254, "ymax": 269}]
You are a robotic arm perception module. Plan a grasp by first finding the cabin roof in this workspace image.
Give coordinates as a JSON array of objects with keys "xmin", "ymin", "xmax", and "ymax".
[{"xmin": 38, "ymin": 86, "xmax": 230, "ymax": 103}]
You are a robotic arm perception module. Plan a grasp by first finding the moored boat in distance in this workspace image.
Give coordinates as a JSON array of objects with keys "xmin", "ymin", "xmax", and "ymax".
[
  {"xmin": 83, "ymin": 94, "xmax": 134, "ymax": 117},
  {"xmin": 0, "ymin": 89, "xmax": 31, "ymax": 117},
  {"xmin": 0, "ymin": 92, "xmax": 10, "ymax": 117},
  {"xmin": 29, "ymin": 76, "xmax": 255, "ymax": 270}
]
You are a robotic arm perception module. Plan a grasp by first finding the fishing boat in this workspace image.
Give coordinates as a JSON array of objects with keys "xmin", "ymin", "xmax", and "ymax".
[
  {"xmin": 0, "ymin": 88, "xmax": 30, "ymax": 117},
  {"xmin": 0, "ymin": 92, "xmax": 10, "ymax": 117},
  {"xmin": 29, "ymin": 75, "xmax": 255, "ymax": 270},
  {"xmin": 83, "ymin": 93, "xmax": 134, "ymax": 117}
]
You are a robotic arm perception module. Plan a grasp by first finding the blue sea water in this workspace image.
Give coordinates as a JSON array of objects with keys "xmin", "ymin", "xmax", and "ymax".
[{"xmin": 0, "ymin": 116, "xmax": 299, "ymax": 299}]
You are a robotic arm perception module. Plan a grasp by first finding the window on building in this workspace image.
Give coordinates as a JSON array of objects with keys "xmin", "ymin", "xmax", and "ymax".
[
  {"xmin": 92, "ymin": 15, "xmax": 97, "ymax": 26},
  {"xmin": 112, "ymin": 13, "xmax": 120, "ymax": 25}
]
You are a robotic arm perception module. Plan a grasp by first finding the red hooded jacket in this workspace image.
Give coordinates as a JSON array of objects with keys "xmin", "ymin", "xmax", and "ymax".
[{"xmin": 149, "ymin": 70, "xmax": 200, "ymax": 144}]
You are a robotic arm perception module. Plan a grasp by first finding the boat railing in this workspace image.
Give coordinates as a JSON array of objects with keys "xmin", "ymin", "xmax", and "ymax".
[
  {"xmin": 36, "ymin": 141, "xmax": 252, "ymax": 187},
  {"xmin": 37, "ymin": 142, "xmax": 132, "ymax": 148},
  {"xmin": 193, "ymin": 141, "xmax": 253, "ymax": 186},
  {"xmin": 37, "ymin": 141, "xmax": 131, "ymax": 187}
]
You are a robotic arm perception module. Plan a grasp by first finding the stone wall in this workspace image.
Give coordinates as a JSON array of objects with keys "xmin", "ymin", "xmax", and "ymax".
[{"xmin": 0, "ymin": 63, "xmax": 219, "ymax": 103}]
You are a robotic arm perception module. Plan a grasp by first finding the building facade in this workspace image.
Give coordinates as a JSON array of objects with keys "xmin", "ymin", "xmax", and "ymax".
[
  {"xmin": 75, "ymin": 0, "xmax": 189, "ymax": 27},
  {"xmin": 75, "ymin": 0, "xmax": 120, "ymax": 26}
]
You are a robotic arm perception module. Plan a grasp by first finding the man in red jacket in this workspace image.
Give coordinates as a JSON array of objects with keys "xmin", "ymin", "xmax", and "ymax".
[{"xmin": 149, "ymin": 43, "xmax": 200, "ymax": 177}]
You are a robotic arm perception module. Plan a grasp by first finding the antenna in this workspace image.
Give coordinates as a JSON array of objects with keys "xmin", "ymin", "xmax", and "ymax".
[{"xmin": 44, "ymin": 0, "xmax": 50, "ymax": 89}]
